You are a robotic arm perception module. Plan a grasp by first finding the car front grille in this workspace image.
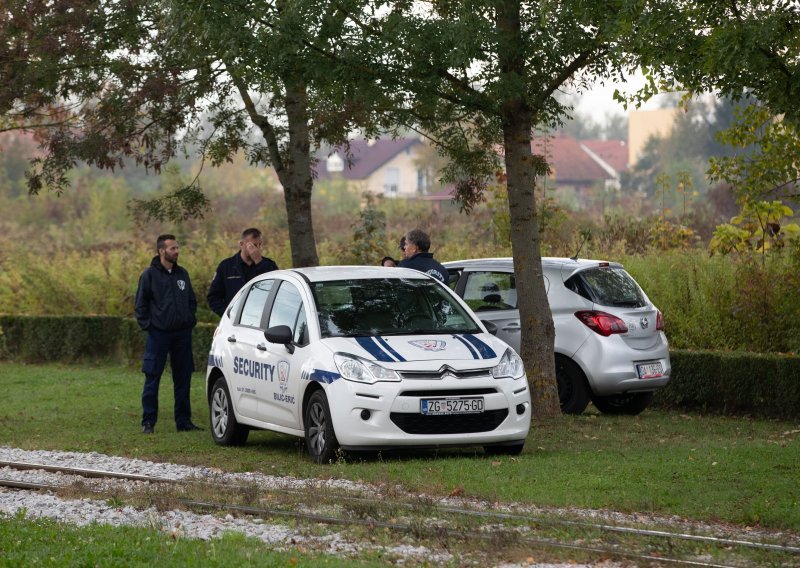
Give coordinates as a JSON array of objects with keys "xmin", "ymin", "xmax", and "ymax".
[
  {"xmin": 390, "ymin": 409, "xmax": 509, "ymax": 434},
  {"xmin": 399, "ymin": 369, "xmax": 490, "ymax": 380},
  {"xmin": 400, "ymin": 388, "xmax": 497, "ymax": 397}
]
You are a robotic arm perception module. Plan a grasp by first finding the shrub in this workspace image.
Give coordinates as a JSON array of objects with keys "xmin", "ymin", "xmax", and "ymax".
[
  {"xmin": 0, "ymin": 315, "xmax": 215, "ymax": 369},
  {"xmin": 654, "ymin": 349, "xmax": 800, "ymax": 419}
]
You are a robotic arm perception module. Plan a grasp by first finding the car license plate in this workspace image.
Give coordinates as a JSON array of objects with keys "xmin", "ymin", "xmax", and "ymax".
[
  {"xmin": 636, "ymin": 361, "xmax": 664, "ymax": 379},
  {"xmin": 420, "ymin": 397, "xmax": 484, "ymax": 415}
]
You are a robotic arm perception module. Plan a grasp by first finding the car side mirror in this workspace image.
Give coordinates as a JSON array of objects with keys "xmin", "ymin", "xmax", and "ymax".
[
  {"xmin": 264, "ymin": 325, "xmax": 295, "ymax": 353},
  {"xmin": 482, "ymin": 320, "xmax": 498, "ymax": 336}
]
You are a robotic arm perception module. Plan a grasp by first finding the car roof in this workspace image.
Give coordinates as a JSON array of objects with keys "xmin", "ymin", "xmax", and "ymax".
[
  {"xmin": 443, "ymin": 257, "xmax": 619, "ymax": 269},
  {"xmin": 288, "ymin": 266, "xmax": 432, "ymax": 283}
]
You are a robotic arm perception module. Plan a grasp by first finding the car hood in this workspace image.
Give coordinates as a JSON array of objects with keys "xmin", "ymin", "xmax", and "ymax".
[{"xmin": 321, "ymin": 333, "xmax": 504, "ymax": 365}]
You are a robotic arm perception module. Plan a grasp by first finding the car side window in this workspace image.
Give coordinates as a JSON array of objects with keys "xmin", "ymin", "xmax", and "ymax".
[
  {"xmin": 463, "ymin": 271, "xmax": 517, "ymax": 311},
  {"xmin": 267, "ymin": 281, "xmax": 307, "ymax": 345},
  {"xmin": 238, "ymin": 280, "xmax": 275, "ymax": 328}
]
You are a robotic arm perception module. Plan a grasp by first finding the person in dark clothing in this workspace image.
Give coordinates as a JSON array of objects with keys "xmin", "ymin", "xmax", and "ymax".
[
  {"xmin": 398, "ymin": 229, "xmax": 448, "ymax": 284},
  {"xmin": 134, "ymin": 234, "xmax": 201, "ymax": 434},
  {"xmin": 207, "ymin": 228, "xmax": 278, "ymax": 317}
]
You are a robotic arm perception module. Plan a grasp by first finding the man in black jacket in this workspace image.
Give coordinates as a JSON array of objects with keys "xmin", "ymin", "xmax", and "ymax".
[
  {"xmin": 398, "ymin": 229, "xmax": 448, "ymax": 284},
  {"xmin": 207, "ymin": 228, "xmax": 278, "ymax": 317},
  {"xmin": 134, "ymin": 234, "xmax": 201, "ymax": 434}
]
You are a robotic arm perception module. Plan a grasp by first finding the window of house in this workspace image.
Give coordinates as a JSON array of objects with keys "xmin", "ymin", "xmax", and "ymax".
[{"xmin": 384, "ymin": 167, "xmax": 399, "ymax": 196}]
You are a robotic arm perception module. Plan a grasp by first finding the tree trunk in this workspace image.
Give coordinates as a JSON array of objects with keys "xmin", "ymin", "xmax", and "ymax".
[
  {"xmin": 279, "ymin": 80, "xmax": 319, "ymax": 267},
  {"xmin": 497, "ymin": 0, "xmax": 560, "ymax": 419}
]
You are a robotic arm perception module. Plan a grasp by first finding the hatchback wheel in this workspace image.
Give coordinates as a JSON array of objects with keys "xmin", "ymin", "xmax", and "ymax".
[
  {"xmin": 210, "ymin": 377, "xmax": 249, "ymax": 446},
  {"xmin": 592, "ymin": 391, "xmax": 654, "ymax": 415},
  {"xmin": 304, "ymin": 390, "xmax": 339, "ymax": 464},
  {"xmin": 555, "ymin": 356, "xmax": 590, "ymax": 414}
]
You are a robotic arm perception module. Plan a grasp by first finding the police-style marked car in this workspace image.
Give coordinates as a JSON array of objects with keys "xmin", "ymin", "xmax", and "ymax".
[{"xmin": 206, "ymin": 266, "xmax": 531, "ymax": 463}]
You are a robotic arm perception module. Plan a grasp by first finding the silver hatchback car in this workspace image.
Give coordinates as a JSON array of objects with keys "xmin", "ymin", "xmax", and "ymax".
[{"xmin": 444, "ymin": 258, "xmax": 671, "ymax": 415}]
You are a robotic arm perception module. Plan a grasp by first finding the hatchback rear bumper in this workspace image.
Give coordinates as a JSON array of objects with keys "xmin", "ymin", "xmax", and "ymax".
[{"xmin": 573, "ymin": 332, "xmax": 671, "ymax": 396}]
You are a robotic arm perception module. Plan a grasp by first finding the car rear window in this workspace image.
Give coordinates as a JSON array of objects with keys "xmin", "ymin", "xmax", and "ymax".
[{"xmin": 565, "ymin": 267, "xmax": 646, "ymax": 308}]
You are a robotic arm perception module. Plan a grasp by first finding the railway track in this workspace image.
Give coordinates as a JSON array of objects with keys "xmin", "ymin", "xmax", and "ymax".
[{"xmin": 2, "ymin": 459, "xmax": 798, "ymax": 566}]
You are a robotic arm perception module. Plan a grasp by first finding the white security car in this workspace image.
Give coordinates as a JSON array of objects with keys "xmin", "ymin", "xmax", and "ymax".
[
  {"xmin": 205, "ymin": 266, "xmax": 531, "ymax": 463},
  {"xmin": 444, "ymin": 258, "xmax": 670, "ymax": 415}
]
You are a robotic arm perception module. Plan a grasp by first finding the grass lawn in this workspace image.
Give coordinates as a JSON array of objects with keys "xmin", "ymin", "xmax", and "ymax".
[
  {"xmin": 0, "ymin": 513, "xmax": 374, "ymax": 567},
  {"xmin": 1, "ymin": 362, "xmax": 798, "ymax": 531}
]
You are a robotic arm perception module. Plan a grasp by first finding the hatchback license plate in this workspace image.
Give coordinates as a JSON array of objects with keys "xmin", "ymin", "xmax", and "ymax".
[
  {"xmin": 636, "ymin": 361, "xmax": 664, "ymax": 379},
  {"xmin": 421, "ymin": 397, "xmax": 484, "ymax": 415}
]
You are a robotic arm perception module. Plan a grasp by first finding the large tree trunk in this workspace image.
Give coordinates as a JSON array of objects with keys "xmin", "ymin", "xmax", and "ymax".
[
  {"xmin": 498, "ymin": 0, "xmax": 560, "ymax": 419},
  {"xmin": 279, "ymin": 80, "xmax": 319, "ymax": 267}
]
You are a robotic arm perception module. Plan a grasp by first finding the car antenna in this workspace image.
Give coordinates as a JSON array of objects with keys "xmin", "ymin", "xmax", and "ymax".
[{"xmin": 570, "ymin": 230, "xmax": 592, "ymax": 261}]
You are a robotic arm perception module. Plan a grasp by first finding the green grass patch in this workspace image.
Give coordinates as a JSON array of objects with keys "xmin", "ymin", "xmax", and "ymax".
[
  {"xmin": 0, "ymin": 513, "xmax": 365, "ymax": 567},
  {"xmin": 1, "ymin": 362, "xmax": 798, "ymax": 531}
]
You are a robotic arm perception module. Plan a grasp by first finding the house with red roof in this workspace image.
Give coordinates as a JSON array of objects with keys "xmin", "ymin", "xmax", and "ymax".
[
  {"xmin": 532, "ymin": 134, "xmax": 627, "ymax": 194},
  {"xmin": 312, "ymin": 134, "xmax": 626, "ymax": 208},
  {"xmin": 316, "ymin": 137, "xmax": 436, "ymax": 198}
]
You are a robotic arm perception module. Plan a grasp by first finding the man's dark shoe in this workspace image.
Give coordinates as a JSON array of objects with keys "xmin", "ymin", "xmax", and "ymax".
[
  {"xmin": 142, "ymin": 423, "xmax": 154, "ymax": 434},
  {"xmin": 177, "ymin": 422, "xmax": 204, "ymax": 432}
]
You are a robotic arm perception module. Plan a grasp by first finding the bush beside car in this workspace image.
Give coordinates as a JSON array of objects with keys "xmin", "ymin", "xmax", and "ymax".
[
  {"xmin": 652, "ymin": 349, "xmax": 800, "ymax": 420},
  {"xmin": 1, "ymin": 316, "xmax": 798, "ymax": 419}
]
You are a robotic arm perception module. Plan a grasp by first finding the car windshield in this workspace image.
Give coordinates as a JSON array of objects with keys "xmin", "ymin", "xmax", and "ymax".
[
  {"xmin": 311, "ymin": 278, "xmax": 482, "ymax": 337},
  {"xmin": 565, "ymin": 267, "xmax": 647, "ymax": 308}
]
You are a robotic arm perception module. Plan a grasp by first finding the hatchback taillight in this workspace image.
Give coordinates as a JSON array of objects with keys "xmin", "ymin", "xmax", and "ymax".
[
  {"xmin": 574, "ymin": 310, "xmax": 628, "ymax": 337},
  {"xmin": 656, "ymin": 310, "xmax": 665, "ymax": 331}
]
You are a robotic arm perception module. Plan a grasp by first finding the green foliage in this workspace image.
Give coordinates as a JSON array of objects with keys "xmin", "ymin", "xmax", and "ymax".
[
  {"xmin": 654, "ymin": 350, "xmax": 800, "ymax": 420},
  {"xmin": 349, "ymin": 193, "xmax": 388, "ymax": 265},
  {"xmin": 709, "ymin": 105, "xmax": 800, "ymax": 200},
  {"xmin": 623, "ymin": 250, "xmax": 800, "ymax": 354},
  {"xmin": 710, "ymin": 200, "xmax": 800, "ymax": 258},
  {"xmin": 0, "ymin": 515, "xmax": 352, "ymax": 567},
  {"xmin": 0, "ymin": 315, "xmax": 215, "ymax": 368}
]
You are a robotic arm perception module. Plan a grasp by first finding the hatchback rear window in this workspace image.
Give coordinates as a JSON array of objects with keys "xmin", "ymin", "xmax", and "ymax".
[{"xmin": 565, "ymin": 267, "xmax": 646, "ymax": 308}]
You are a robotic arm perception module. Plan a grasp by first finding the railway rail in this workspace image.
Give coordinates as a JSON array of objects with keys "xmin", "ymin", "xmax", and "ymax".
[{"xmin": 2, "ymin": 459, "xmax": 798, "ymax": 567}]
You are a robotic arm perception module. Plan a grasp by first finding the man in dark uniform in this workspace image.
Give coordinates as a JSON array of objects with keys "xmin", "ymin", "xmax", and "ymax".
[
  {"xmin": 398, "ymin": 229, "xmax": 448, "ymax": 284},
  {"xmin": 207, "ymin": 228, "xmax": 279, "ymax": 317},
  {"xmin": 135, "ymin": 234, "xmax": 201, "ymax": 434}
]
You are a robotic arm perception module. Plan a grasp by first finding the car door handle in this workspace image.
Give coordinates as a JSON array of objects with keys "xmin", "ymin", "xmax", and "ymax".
[
  {"xmin": 256, "ymin": 343, "xmax": 267, "ymax": 351},
  {"xmin": 227, "ymin": 335, "xmax": 236, "ymax": 343}
]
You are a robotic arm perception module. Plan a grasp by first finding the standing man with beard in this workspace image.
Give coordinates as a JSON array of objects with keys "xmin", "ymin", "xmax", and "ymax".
[
  {"xmin": 135, "ymin": 234, "xmax": 201, "ymax": 434},
  {"xmin": 207, "ymin": 228, "xmax": 279, "ymax": 317}
]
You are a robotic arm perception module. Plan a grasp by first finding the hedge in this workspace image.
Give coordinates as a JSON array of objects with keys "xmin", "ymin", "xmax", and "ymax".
[
  {"xmin": 0, "ymin": 315, "xmax": 215, "ymax": 370},
  {"xmin": 652, "ymin": 349, "xmax": 800, "ymax": 420},
  {"xmin": 1, "ymin": 316, "xmax": 798, "ymax": 419}
]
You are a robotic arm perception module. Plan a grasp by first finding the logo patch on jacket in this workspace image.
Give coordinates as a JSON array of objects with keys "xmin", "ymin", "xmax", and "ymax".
[{"xmin": 177, "ymin": 280, "xmax": 186, "ymax": 290}]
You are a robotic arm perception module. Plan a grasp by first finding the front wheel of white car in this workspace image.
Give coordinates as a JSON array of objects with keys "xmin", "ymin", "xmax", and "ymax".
[
  {"xmin": 304, "ymin": 390, "xmax": 339, "ymax": 464},
  {"xmin": 210, "ymin": 377, "xmax": 249, "ymax": 446},
  {"xmin": 592, "ymin": 392, "xmax": 654, "ymax": 415}
]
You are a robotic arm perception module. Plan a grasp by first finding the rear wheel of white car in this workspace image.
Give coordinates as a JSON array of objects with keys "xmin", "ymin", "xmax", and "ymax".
[
  {"xmin": 304, "ymin": 390, "xmax": 339, "ymax": 464},
  {"xmin": 592, "ymin": 392, "xmax": 654, "ymax": 415},
  {"xmin": 555, "ymin": 356, "xmax": 590, "ymax": 414},
  {"xmin": 210, "ymin": 377, "xmax": 249, "ymax": 446},
  {"xmin": 484, "ymin": 442, "xmax": 525, "ymax": 456}
]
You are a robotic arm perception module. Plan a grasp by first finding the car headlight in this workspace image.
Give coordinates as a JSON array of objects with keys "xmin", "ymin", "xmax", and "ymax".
[
  {"xmin": 334, "ymin": 353, "xmax": 401, "ymax": 384},
  {"xmin": 491, "ymin": 348, "xmax": 525, "ymax": 380}
]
